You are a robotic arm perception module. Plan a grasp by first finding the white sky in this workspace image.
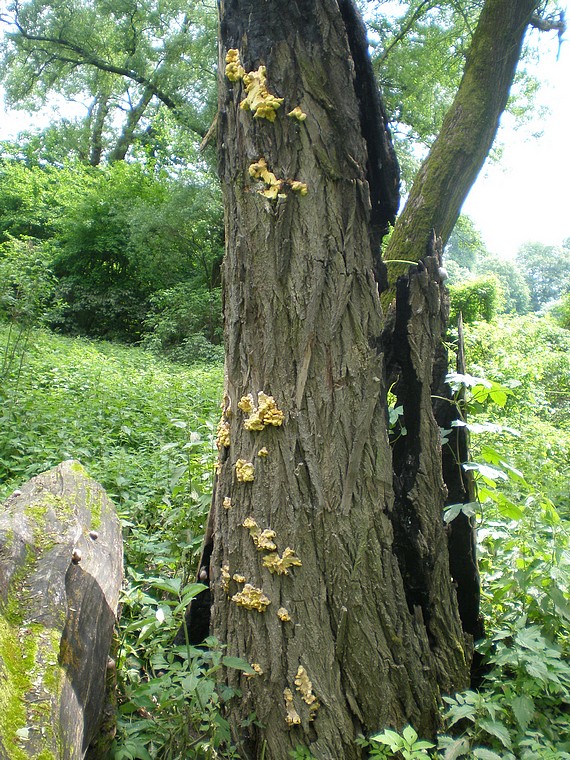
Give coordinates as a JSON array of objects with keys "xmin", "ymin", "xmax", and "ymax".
[{"xmin": 0, "ymin": 4, "xmax": 568, "ymax": 260}]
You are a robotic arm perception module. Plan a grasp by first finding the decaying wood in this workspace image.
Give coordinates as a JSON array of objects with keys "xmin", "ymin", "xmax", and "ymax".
[{"xmin": 0, "ymin": 460, "xmax": 123, "ymax": 759}]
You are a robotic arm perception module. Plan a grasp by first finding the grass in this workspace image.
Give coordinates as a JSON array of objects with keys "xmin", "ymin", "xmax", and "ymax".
[{"xmin": 0, "ymin": 325, "xmax": 223, "ymax": 516}]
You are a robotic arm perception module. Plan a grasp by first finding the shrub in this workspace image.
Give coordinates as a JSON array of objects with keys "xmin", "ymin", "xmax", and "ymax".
[
  {"xmin": 141, "ymin": 284, "xmax": 223, "ymax": 363},
  {"xmin": 449, "ymin": 275, "xmax": 503, "ymax": 324}
]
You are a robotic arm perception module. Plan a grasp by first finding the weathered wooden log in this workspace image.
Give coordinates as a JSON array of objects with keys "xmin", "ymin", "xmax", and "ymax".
[{"xmin": 0, "ymin": 460, "xmax": 123, "ymax": 759}]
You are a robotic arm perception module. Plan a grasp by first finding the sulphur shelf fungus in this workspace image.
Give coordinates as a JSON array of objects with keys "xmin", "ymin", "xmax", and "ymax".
[
  {"xmin": 232, "ymin": 583, "xmax": 271, "ymax": 612},
  {"xmin": 221, "ymin": 564, "xmax": 231, "ymax": 594},
  {"xmin": 224, "ymin": 49, "xmax": 283, "ymax": 121},
  {"xmin": 257, "ymin": 447, "xmax": 269, "ymax": 457},
  {"xmin": 243, "ymin": 517, "xmax": 278, "ymax": 552},
  {"xmin": 295, "ymin": 666, "xmax": 319, "ymax": 718},
  {"xmin": 235, "ymin": 459, "xmax": 255, "ymax": 482},
  {"xmin": 262, "ymin": 547, "xmax": 302, "ymax": 575},
  {"xmin": 223, "ymin": 496, "xmax": 233, "ymax": 510},
  {"xmin": 240, "ymin": 390, "xmax": 285, "ymax": 430},
  {"xmin": 277, "ymin": 607, "xmax": 291, "ymax": 622},
  {"xmin": 241, "ymin": 67, "xmax": 284, "ymax": 121},
  {"xmin": 216, "ymin": 416, "xmax": 231, "ymax": 449},
  {"xmin": 284, "ymin": 688, "xmax": 302, "ymax": 726},
  {"xmin": 290, "ymin": 180, "xmax": 308, "ymax": 196},
  {"xmin": 248, "ymin": 158, "xmax": 286, "ymax": 201},
  {"xmin": 238, "ymin": 394, "xmax": 254, "ymax": 414},
  {"xmin": 288, "ymin": 106, "xmax": 307, "ymax": 122},
  {"xmin": 248, "ymin": 159, "xmax": 308, "ymax": 202},
  {"xmin": 225, "ymin": 48, "xmax": 245, "ymax": 82}
]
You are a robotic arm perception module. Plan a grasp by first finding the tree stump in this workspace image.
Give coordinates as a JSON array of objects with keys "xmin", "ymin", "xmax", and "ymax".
[{"xmin": 0, "ymin": 460, "xmax": 123, "ymax": 759}]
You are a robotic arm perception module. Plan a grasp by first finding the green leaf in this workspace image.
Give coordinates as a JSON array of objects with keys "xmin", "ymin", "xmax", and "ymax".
[
  {"xmin": 550, "ymin": 586, "xmax": 570, "ymax": 622},
  {"xmin": 370, "ymin": 729, "xmax": 402, "ymax": 750},
  {"xmin": 444, "ymin": 501, "xmax": 478, "ymax": 523},
  {"xmin": 494, "ymin": 494, "xmax": 524, "ymax": 521},
  {"xmin": 445, "ymin": 703, "xmax": 477, "ymax": 727},
  {"xmin": 478, "ymin": 719, "xmax": 512, "ymax": 749},
  {"xmin": 511, "ymin": 694, "xmax": 534, "ymax": 730},
  {"xmin": 443, "ymin": 737, "xmax": 471, "ymax": 759},
  {"xmin": 488, "ymin": 388, "xmax": 507, "ymax": 407},
  {"xmin": 402, "ymin": 725, "xmax": 418, "ymax": 744},
  {"xmin": 148, "ymin": 577, "xmax": 181, "ymax": 595},
  {"xmin": 472, "ymin": 749, "xmax": 504, "ymax": 760},
  {"xmin": 463, "ymin": 462, "xmax": 508, "ymax": 481},
  {"xmin": 222, "ymin": 655, "xmax": 256, "ymax": 674},
  {"xmin": 413, "ymin": 740, "xmax": 436, "ymax": 750}
]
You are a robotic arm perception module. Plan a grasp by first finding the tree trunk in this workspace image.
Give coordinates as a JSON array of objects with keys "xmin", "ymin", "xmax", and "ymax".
[
  {"xmin": 207, "ymin": 1, "xmax": 470, "ymax": 757},
  {"xmin": 108, "ymin": 87, "xmax": 154, "ymax": 164},
  {"xmin": 88, "ymin": 91, "xmax": 111, "ymax": 167}
]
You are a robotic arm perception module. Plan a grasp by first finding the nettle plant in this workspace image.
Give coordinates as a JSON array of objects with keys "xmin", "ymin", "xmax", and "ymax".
[
  {"xmin": 381, "ymin": 372, "xmax": 570, "ymax": 758},
  {"xmin": 114, "ymin": 573, "xmax": 255, "ymax": 760},
  {"xmin": 439, "ymin": 372, "xmax": 570, "ymax": 759}
]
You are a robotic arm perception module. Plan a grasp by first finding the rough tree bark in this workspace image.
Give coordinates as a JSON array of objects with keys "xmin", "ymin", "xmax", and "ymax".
[{"xmin": 188, "ymin": 0, "xmax": 541, "ymax": 758}]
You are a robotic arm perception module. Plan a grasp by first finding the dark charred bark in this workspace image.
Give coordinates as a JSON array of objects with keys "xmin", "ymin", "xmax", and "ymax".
[{"xmin": 432, "ymin": 316, "xmax": 481, "ymax": 641}]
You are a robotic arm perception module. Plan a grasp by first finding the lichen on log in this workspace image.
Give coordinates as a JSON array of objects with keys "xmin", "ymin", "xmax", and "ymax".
[{"xmin": 0, "ymin": 460, "xmax": 123, "ymax": 759}]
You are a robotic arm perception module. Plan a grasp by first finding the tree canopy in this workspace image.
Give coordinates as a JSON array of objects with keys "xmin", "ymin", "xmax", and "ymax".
[{"xmin": 0, "ymin": 0, "xmax": 218, "ymax": 164}]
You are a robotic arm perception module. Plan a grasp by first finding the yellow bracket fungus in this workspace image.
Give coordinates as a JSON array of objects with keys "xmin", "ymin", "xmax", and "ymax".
[
  {"xmin": 249, "ymin": 158, "xmax": 286, "ymax": 200},
  {"xmin": 216, "ymin": 416, "xmax": 231, "ymax": 449},
  {"xmin": 249, "ymin": 159, "xmax": 308, "ymax": 202},
  {"xmin": 277, "ymin": 607, "xmax": 291, "ymax": 622},
  {"xmin": 238, "ymin": 394, "xmax": 254, "ymax": 414},
  {"xmin": 240, "ymin": 390, "xmax": 285, "ymax": 430},
  {"xmin": 223, "ymin": 496, "xmax": 232, "ymax": 509},
  {"xmin": 243, "ymin": 517, "xmax": 278, "ymax": 551},
  {"xmin": 236, "ymin": 459, "xmax": 255, "ymax": 482},
  {"xmin": 288, "ymin": 106, "xmax": 307, "ymax": 122},
  {"xmin": 242, "ymin": 516, "xmax": 258, "ymax": 531},
  {"xmin": 284, "ymin": 688, "xmax": 302, "ymax": 726},
  {"xmin": 291, "ymin": 180, "xmax": 308, "ymax": 196},
  {"xmin": 232, "ymin": 573, "xmax": 246, "ymax": 584},
  {"xmin": 262, "ymin": 547, "xmax": 302, "ymax": 575},
  {"xmin": 257, "ymin": 447, "xmax": 269, "ymax": 457},
  {"xmin": 224, "ymin": 49, "xmax": 283, "ymax": 121},
  {"xmin": 221, "ymin": 564, "xmax": 230, "ymax": 593},
  {"xmin": 232, "ymin": 583, "xmax": 271, "ymax": 612},
  {"xmin": 225, "ymin": 48, "xmax": 245, "ymax": 82},
  {"xmin": 241, "ymin": 67, "xmax": 284, "ymax": 121},
  {"xmin": 295, "ymin": 666, "xmax": 319, "ymax": 717},
  {"xmin": 256, "ymin": 530, "xmax": 278, "ymax": 551}
]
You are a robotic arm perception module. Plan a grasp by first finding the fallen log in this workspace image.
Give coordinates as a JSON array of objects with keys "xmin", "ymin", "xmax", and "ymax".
[{"xmin": 0, "ymin": 460, "xmax": 123, "ymax": 759}]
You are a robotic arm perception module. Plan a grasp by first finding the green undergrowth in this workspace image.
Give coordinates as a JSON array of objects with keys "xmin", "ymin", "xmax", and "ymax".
[
  {"xmin": 0, "ymin": 323, "xmax": 231, "ymax": 756},
  {"xmin": 1, "ymin": 316, "xmax": 569, "ymax": 758}
]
